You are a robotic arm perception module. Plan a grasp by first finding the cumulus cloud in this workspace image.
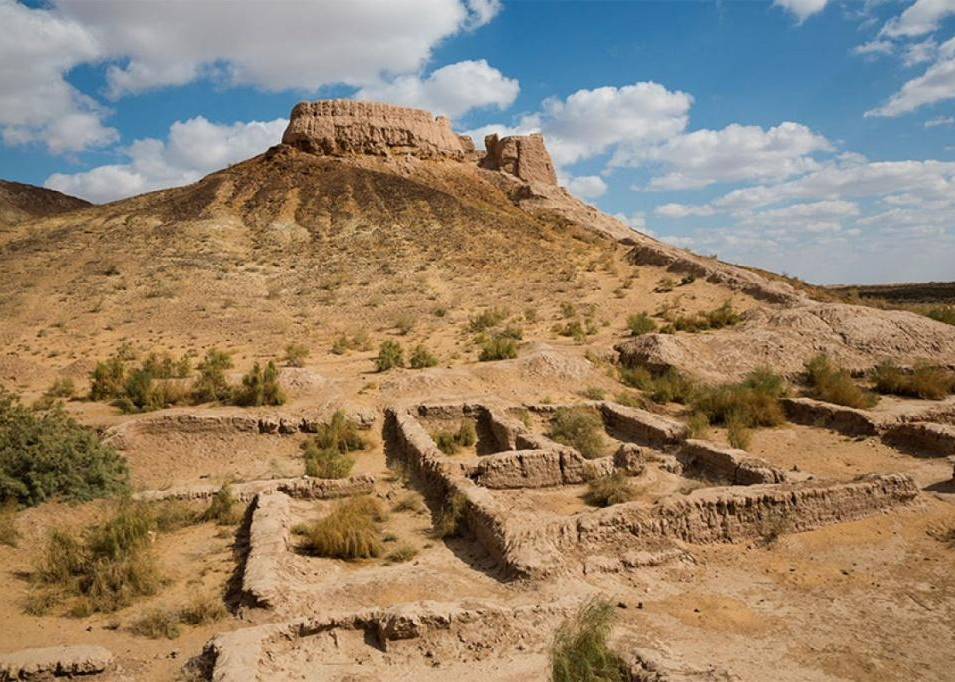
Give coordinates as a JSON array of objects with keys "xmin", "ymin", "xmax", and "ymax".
[
  {"xmin": 45, "ymin": 116, "xmax": 287, "ymax": 203},
  {"xmin": 880, "ymin": 0, "xmax": 955, "ymax": 39},
  {"xmin": 0, "ymin": 0, "xmax": 117, "ymax": 153},
  {"xmin": 354, "ymin": 60, "xmax": 518, "ymax": 118},
  {"xmin": 623, "ymin": 122, "xmax": 831, "ymax": 190},
  {"xmin": 53, "ymin": 0, "xmax": 499, "ymax": 96},
  {"xmin": 565, "ymin": 175, "xmax": 608, "ymax": 199},
  {"xmin": 866, "ymin": 36, "xmax": 955, "ymax": 116},
  {"xmin": 0, "ymin": 0, "xmax": 507, "ymax": 153},
  {"xmin": 654, "ymin": 204, "xmax": 717, "ymax": 218},
  {"xmin": 774, "ymin": 0, "xmax": 829, "ymax": 23},
  {"xmin": 925, "ymin": 114, "xmax": 955, "ymax": 125},
  {"xmin": 464, "ymin": 82, "xmax": 692, "ymax": 167}
]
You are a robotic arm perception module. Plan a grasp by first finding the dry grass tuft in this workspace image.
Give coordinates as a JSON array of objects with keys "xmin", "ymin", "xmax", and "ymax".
[
  {"xmin": 803, "ymin": 355, "xmax": 877, "ymax": 409},
  {"xmin": 551, "ymin": 598, "xmax": 627, "ymax": 682},
  {"xmin": 584, "ymin": 473, "xmax": 635, "ymax": 507},
  {"xmin": 297, "ymin": 497, "xmax": 384, "ymax": 559}
]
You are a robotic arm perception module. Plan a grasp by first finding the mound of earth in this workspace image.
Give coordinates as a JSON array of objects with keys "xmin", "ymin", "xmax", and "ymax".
[{"xmin": 0, "ymin": 179, "xmax": 90, "ymax": 232}]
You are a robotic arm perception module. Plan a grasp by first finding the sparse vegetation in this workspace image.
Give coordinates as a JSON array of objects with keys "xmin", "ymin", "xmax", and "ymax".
[
  {"xmin": 691, "ymin": 368, "xmax": 787, "ymax": 429},
  {"xmin": 585, "ymin": 473, "xmax": 635, "ymax": 507},
  {"xmin": 296, "ymin": 497, "xmax": 384, "ymax": 559},
  {"xmin": 661, "ymin": 301, "xmax": 740, "ymax": 333},
  {"xmin": 626, "ymin": 312, "xmax": 656, "ymax": 336},
  {"xmin": 871, "ymin": 361, "xmax": 955, "ymax": 400},
  {"xmin": 0, "ymin": 500, "xmax": 19, "ymax": 546},
  {"xmin": 479, "ymin": 333, "xmax": 518, "ymax": 361},
  {"xmin": 178, "ymin": 591, "xmax": 227, "ymax": 625},
  {"xmin": 581, "ymin": 387, "xmax": 606, "ymax": 401},
  {"xmin": 375, "ymin": 340, "xmax": 405, "ymax": 372},
  {"xmin": 192, "ymin": 348, "xmax": 234, "ymax": 403},
  {"xmin": 803, "ymin": 354, "xmax": 877, "ymax": 409},
  {"xmin": 549, "ymin": 407, "xmax": 604, "ymax": 459},
  {"xmin": 200, "ymin": 485, "xmax": 243, "ymax": 525},
  {"xmin": 30, "ymin": 504, "xmax": 162, "ymax": 615},
  {"xmin": 234, "ymin": 360, "xmax": 285, "ymax": 407},
  {"xmin": 619, "ymin": 365, "xmax": 696, "ymax": 405},
  {"xmin": 551, "ymin": 598, "xmax": 626, "ymax": 682},
  {"xmin": 45, "ymin": 378, "xmax": 76, "ymax": 399},
  {"xmin": 131, "ymin": 608, "xmax": 181, "ymax": 639},
  {"xmin": 654, "ymin": 276, "xmax": 675, "ymax": 293},
  {"xmin": 469, "ymin": 306, "xmax": 508, "ymax": 332},
  {"xmin": 385, "ymin": 543, "xmax": 418, "ymax": 564},
  {"xmin": 726, "ymin": 413, "xmax": 752, "ymax": 449},
  {"xmin": 433, "ymin": 492, "xmax": 468, "ymax": 538},
  {"xmin": 302, "ymin": 411, "xmax": 365, "ymax": 478},
  {"xmin": 0, "ymin": 388, "xmax": 128, "ymax": 507},
  {"xmin": 432, "ymin": 420, "xmax": 476, "ymax": 455},
  {"xmin": 284, "ymin": 343, "xmax": 309, "ymax": 367},
  {"xmin": 927, "ymin": 306, "xmax": 955, "ymax": 326},
  {"xmin": 409, "ymin": 345, "xmax": 438, "ymax": 369}
]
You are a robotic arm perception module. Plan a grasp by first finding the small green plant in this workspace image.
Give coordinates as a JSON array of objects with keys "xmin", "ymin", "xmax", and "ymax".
[
  {"xmin": 393, "ymin": 311, "xmax": 416, "ymax": 336},
  {"xmin": 685, "ymin": 412, "xmax": 709, "ymax": 439},
  {"xmin": 479, "ymin": 333, "xmax": 518, "ymax": 361},
  {"xmin": 432, "ymin": 419, "xmax": 476, "ymax": 454},
  {"xmin": 433, "ymin": 493, "xmax": 468, "ymax": 538},
  {"xmin": 803, "ymin": 354, "xmax": 877, "ymax": 409},
  {"xmin": 619, "ymin": 366, "xmax": 696, "ymax": 405},
  {"xmin": 457, "ymin": 420, "xmax": 476, "ymax": 447},
  {"xmin": 580, "ymin": 387, "xmax": 606, "ymax": 401},
  {"xmin": 409, "ymin": 345, "xmax": 438, "ymax": 369},
  {"xmin": 375, "ymin": 340, "xmax": 405, "ymax": 372},
  {"xmin": 626, "ymin": 312, "xmax": 656, "ymax": 336},
  {"xmin": 297, "ymin": 497, "xmax": 384, "ymax": 559},
  {"xmin": 192, "ymin": 349, "xmax": 234, "ymax": 403},
  {"xmin": 434, "ymin": 430, "xmax": 459, "ymax": 455},
  {"xmin": 690, "ymin": 368, "xmax": 787, "ymax": 429},
  {"xmin": 303, "ymin": 441, "xmax": 354, "ymax": 478},
  {"xmin": 314, "ymin": 410, "xmax": 366, "ymax": 453},
  {"xmin": 45, "ymin": 378, "xmax": 76, "ymax": 400},
  {"xmin": 551, "ymin": 598, "xmax": 626, "ymax": 682},
  {"xmin": 469, "ymin": 307, "xmax": 508, "ymax": 332},
  {"xmin": 89, "ymin": 356, "xmax": 126, "ymax": 400},
  {"xmin": 284, "ymin": 343, "xmax": 309, "ymax": 368},
  {"xmin": 234, "ymin": 360, "xmax": 285, "ymax": 407},
  {"xmin": 584, "ymin": 473, "xmax": 635, "ymax": 507},
  {"xmin": 200, "ymin": 486, "xmax": 242, "ymax": 525},
  {"xmin": 654, "ymin": 276, "xmax": 675, "ymax": 293},
  {"xmin": 549, "ymin": 408, "xmax": 604, "ymax": 459},
  {"xmin": 726, "ymin": 413, "xmax": 752, "ymax": 450}
]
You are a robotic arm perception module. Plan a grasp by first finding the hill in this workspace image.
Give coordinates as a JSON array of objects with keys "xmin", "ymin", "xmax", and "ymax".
[{"xmin": 0, "ymin": 179, "xmax": 90, "ymax": 232}]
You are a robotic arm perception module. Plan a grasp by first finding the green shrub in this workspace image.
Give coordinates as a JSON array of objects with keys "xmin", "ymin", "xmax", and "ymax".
[
  {"xmin": 433, "ymin": 430, "xmax": 459, "ymax": 455},
  {"xmin": 549, "ymin": 408, "xmax": 604, "ymax": 459},
  {"xmin": 685, "ymin": 412, "xmax": 709, "ymax": 439},
  {"xmin": 654, "ymin": 277, "xmax": 675, "ymax": 293},
  {"xmin": 297, "ymin": 497, "xmax": 384, "ymax": 559},
  {"xmin": 469, "ymin": 307, "xmax": 508, "ymax": 332},
  {"xmin": 284, "ymin": 343, "xmax": 309, "ymax": 368},
  {"xmin": 457, "ymin": 420, "xmax": 476, "ymax": 447},
  {"xmin": 584, "ymin": 473, "xmax": 635, "ymax": 507},
  {"xmin": 235, "ymin": 360, "xmax": 285, "ymax": 407},
  {"xmin": 433, "ymin": 493, "xmax": 468, "ymax": 538},
  {"xmin": 149, "ymin": 500, "xmax": 199, "ymax": 532},
  {"xmin": 872, "ymin": 361, "xmax": 954, "ymax": 400},
  {"xmin": 131, "ymin": 608, "xmax": 181, "ymax": 639},
  {"xmin": 90, "ymin": 356, "xmax": 126, "ymax": 400},
  {"xmin": 431, "ymin": 419, "xmax": 476, "ymax": 455},
  {"xmin": 31, "ymin": 504, "xmax": 161, "ymax": 615},
  {"xmin": 200, "ymin": 486, "xmax": 242, "ymax": 525},
  {"xmin": 690, "ymin": 368, "xmax": 786, "ymax": 429},
  {"xmin": 141, "ymin": 352, "xmax": 190, "ymax": 379},
  {"xmin": 375, "ymin": 341, "xmax": 405, "ymax": 372},
  {"xmin": 409, "ymin": 345, "xmax": 438, "ymax": 369},
  {"xmin": 581, "ymin": 387, "xmax": 606, "ymax": 401},
  {"xmin": 626, "ymin": 312, "xmax": 656, "ymax": 336},
  {"xmin": 620, "ymin": 366, "xmax": 696, "ymax": 405},
  {"xmin": 313, "ymin": 410, "xmax": 366, "ymax": 453},
  {"xmin": 704, "ymin": 301, "xmax": 740, "ymax": 328},
  {"xmin": 551, "ymin": 598, "xmax": 626, "ymax": 682},
  {"xmin": 303, "ymin": 442, "xmax": 354, "ymax": 478},
  {"xmin": 803, "ymin": 355, "xmax": 877, "ymax": 409},
  {"xmin": 0, "ymin": 389, "xmax": 128, "ymax": 507},
  {"xmin": 479, "ymin": 333, "xmax": 518, "ymax": 361},
  {"xmin": 192, "ymin": 349, "xmax": 234, "ymax": 403}
]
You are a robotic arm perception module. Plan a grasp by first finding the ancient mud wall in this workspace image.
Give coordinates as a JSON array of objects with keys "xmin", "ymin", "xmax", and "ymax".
[
  {"xmin": 679, "ymin": 439, "xmax": 787, "ymax": 485},
  {"xmin": 282, "ymin": 100, "xmax": 465, "ymax": 158},
  {"xmin": 133, "ymin": 474, "xmax": 375, "ymax": 502},
  {"xmin": 242, "ymin": 492, "xmax": 291, "ymax": 608}
]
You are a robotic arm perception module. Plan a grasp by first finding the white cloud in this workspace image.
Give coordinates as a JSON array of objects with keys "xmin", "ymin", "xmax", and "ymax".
[
  {"xmin": 925, "ymin": 114, "xmax": 955, "ymax": 125},
  {"xmin": 654, "ymin": 203, "xmax": 716, "ymax": 218},
  {"xmin": 0, "ymin": 0, "xmax": 117, "ymax": 153},
  {"xmin": 565, "ymin": 175, "xmax": 608, "ymax": 199},
  {"xmin": 774, "ymin": 0, "xmax": 829, "ymax": 23},
  {"xmin": 53, "ymin": 0, "xmax": 499, "ymax": 97},
  {"xmin": 624, "ymin": 122, "xmax": 830, "ymax": 190},
  {"xmin": 854, "ymin": 39, "xmax": 895, "ymax": 56},
  {"xmin": 903, "ymin": 37, "xmax": 939, "ymax": 65},
  {"xmin": 866, "ymin": 36, "xmax": 955, "ymax": 115},
  {"xmin": 465, "ymin": 82, "xmax": 692, "ymax": 167},
  {"xmin": 880, "ymin": 0, "xmax": 955, "ymax": 38},
  {"xmin": 354, "ymin": 59, "xmax": 518, "ymax": 119},
  {"xmin": 44, "ymin": 116, "xmax": 287, "ymax": 203},
  {"xmin": 612, "ymin": 212, "xmax": 647, "ymax": 232}
]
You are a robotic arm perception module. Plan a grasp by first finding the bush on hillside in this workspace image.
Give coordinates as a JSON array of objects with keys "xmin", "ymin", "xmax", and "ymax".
[
  {"xmin": 409, "ymin": 345, "xmax": 438, "ymax": 369},
  {"xmin": 549, "ymin": 408, "xmax": 604, "ymax": 459},
  {"xmin": 192, "ymin": 349, "xmax": 234, "ymax": 403},
  {"xmin": 0, "ymin": 389, "xmax": 128, "ymax": 507},
  {"xmin": 375, "ymin": 341, "xmax": 405, "ymax": 372},
  {"xmin": 803, "ymin": 354, "xmax": 877, "ymax": 409},
  {"xmin": 284, "ymin": 343, "xmax": 309, "ymax": 368},
  {"xmin": 234, "ymin": 360, "xmax": 285, "ymax": 407},
  {"xmin": 626, "ymin": 312, "xmax": 656, "ymax": 336},
  {"xmin": 871, "ymin": 361, "xmax": 954, "ymax": 400},
  {"xmin": 479, "ymin": 333, "xmax": 518, "ymax": 361}
]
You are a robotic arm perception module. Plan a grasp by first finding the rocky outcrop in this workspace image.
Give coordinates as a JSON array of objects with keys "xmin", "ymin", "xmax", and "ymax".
[
  {"xmin": 481, "ymin": 133, "xmax": 558, "ymax": 185},
  {"xmin": 0, "ymin": 645, "xmax": 112, "ymax": 680},
  {"xmin": 282, "ymin": 100, "xmax": 466, "ymax": 158}
]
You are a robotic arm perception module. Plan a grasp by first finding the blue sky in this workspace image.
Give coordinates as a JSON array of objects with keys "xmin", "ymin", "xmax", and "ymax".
[{"xmin": 1, "ymin": 0, "xmax": 954, "ymax": 284}]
